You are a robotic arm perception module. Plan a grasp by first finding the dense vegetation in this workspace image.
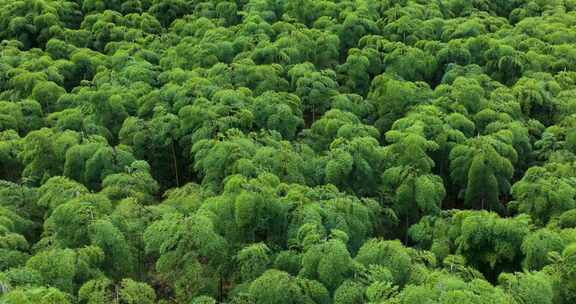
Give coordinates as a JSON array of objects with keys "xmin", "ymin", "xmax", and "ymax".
[{"xmin": 1, "ymin": 0, "xmax": 576, "ymax": 303}]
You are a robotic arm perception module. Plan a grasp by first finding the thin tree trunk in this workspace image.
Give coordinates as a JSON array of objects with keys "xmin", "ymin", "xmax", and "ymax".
[
  {"xmin": 218, "ymin": 275, "xmax": 224, "ymax": 303},
  {"xmin": 405, "ymin": 213, "xmax": 410, "ymax": 244},
  {"xmin": 170, "ymin": 140, "xmax": 180, "ymax": 187}
]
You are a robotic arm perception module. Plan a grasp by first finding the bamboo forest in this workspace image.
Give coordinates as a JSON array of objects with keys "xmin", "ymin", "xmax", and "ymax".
[{"xmin": 1, "ymin": 0, "xmax": 576, "ymax": 303}]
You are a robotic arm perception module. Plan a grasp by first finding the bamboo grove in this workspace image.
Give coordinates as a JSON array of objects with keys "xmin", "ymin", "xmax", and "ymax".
[{"xmin": 1, "ymin": 0, "xmax": 576, "ymax": 303}]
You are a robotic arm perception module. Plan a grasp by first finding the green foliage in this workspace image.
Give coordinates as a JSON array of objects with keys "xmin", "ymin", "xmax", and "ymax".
[
  {"xmin": 546, "ymin": 243, "xmax": 576, "ymax": 304},
  {"xmin": 26, "ymin": 247, "xmax": 103, "ymax": 294},
  {"xmin": 521, "ymin": 229, "xmax": 566, "ymax": 271},
  {"xmin": 560, "ymin": 210, "xmax": 576, "ymax": 229},
  {"xmin": 45, "ymin": 194, "xmax": 112, "ymax": 248},
  {"xmin": 303, "ymin": 109, "xmax": 379, "ymax": 152},
  {"xmin": 20, "ymin": 128, "xmax": 80, "ymax": 185},
  {"xmin": 235, "ymin": 243, "xmax": 271, "ymax": 282},
  {"xmin": 192, "ymin": 131, "xmax": 258, "ymax": 190},
  {"xmin": 252, "ymin": 91, "xmax": 304, "ymax": 139},
  {"xmin": 386, "ymin": 273, "xmax": 512, "ymax": 304},
  {"xmin": 355, "ymin": 240, "xmax": 412, "ymax": 286},
  {"xmin": 325, "ymin": 136, "xmax": 388, "ymax": 196},
  {"xmin": 499, "ymin": 271, "xmax": 554, "ymax": 304},
  {"xmin": 288, "ymin": 186, "xmax": 384, "ymax": 253},
  {"xmin": 101, "ymin": 160, "xmax": 159, "ymax": 203},
  {"xmin": 368, "ymin": 74, "xmax": 433, "ymax": 132},
  {"xmin": 410, "ymin": 210, "xmax": 532, "ymax": 279},
  {"xmin": 37, "ymin": 176, "xmax": 88, "ymax": 213},
  {"xmin": 78, "ymin": 278, "xmax": 156, "ymax": 304},
  {"xmin": 450, "ymin": 136, "xmax": 517, "ymax": 211},
  {"xmin": 200, "ymin": 174, "xmax": 289, "ymax": 245},
  {"xmin": 383, "ymin": 128, "xmax": 446, "ymax": 225},
  {"xmin": 1, "ymin": 286, "xmax": 72, "ymax": 304},
  {"xmin": 144, "ymin": 213, "xmax": 228, "ymax": 301},
  {"xmin": 245, "ymin": 269, "xmax": 327, "ymax": 304},
  {"xmin": 0, "ymin": 131, "xmax": 23, "ymax": 182},
  {"xmin": 300, "ymin": 239, "xmax": 354, "ymax": 291},
  {"xmin": 64, "ymin": 140, "xmax": 137, "ymax": 190},
  {"xmin": 512, "ymin": 166, "xmax": 576, "ymax": 225},
  {"xmin": 2, "ymin": 0, "xmax": 576, "ymax": 303},
  {"xmin": 88, "ymin": 219, "xmax": 134, "ymax": 279},
  {"xmin": 457, "ymin": 213, "xmax": 531, "ymax": 276},
  {"xmin": 31, "ymin": 81, "xmax": 65, "ymax": 113},
  {"xmin": 333, "ymin": 280, "xmax": 365, "ymax": 304},
  {"xmin": 119, "ymin": 110, "xmax": 182, "ymax": 187},
  {"xmin": 289, "ymin": 63, "xmax": 339, "ymax": 119}
]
